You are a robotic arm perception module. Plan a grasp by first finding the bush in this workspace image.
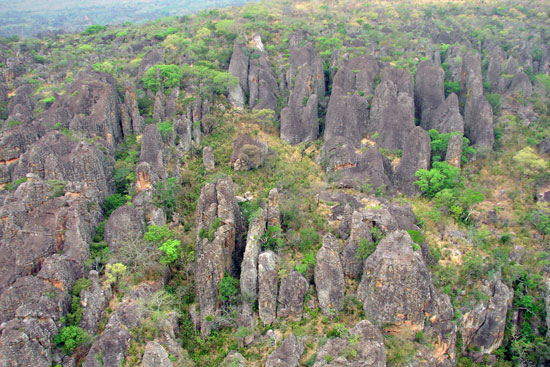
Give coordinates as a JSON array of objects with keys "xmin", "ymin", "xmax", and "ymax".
[
  {"xmin": 415, "ymin": 161, "xmax": 461, "ymax": 197},
  {"xmin": 199, "ymin": 217, "xmax": 222, "ymax": 242},
  {"xmin": 54, "ymin": 326, "xmax": 90, "ymax": 354},
  {"xmin": 102, "ymin": 194, "xmax": 126, "ymax": 217},
  {"xmin": 153, "ymin": 177, "xmax": 180, "ymax": 220},
  {"xmin": 158, "ymin": 239, "xmax": 182, "ymax": 265},
  {"xmin": 356, "ymin": 237, "xmax": 377, "ymax": 261},
  {"xmin": 143, "ymin": 64, "xmax": 184, "ymax": 93},
  {"xmin": 82, "ymin": 25, "xmax": 107, "ymax": 35},
  {"xmin": 218, "ymin": 273, "xmax": 239, "ymax": 304},
  {"xmin": 444, "ymin": 81, "xmax": 461, "ymax": 97},
  {"xmin": 297, "ymin": 228, "xmax": 320, "ymax": 252},
  {"xmin": 486, "ymin": 93, "xmax": 501, "ymax": 114},
  {"xmin": 260, "ymin": 225, "xmax": 284, "ymax": 251}
]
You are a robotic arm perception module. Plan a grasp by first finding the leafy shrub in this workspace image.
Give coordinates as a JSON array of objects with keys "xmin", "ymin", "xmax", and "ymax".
[
  {"xmin": 356, "ymin": 237, "xmax": 377, "ymax": 261},
  {"xmin": 158, "ymin": 120, "xmax": 173, "ymax": 140},
  {"xmin": 199, "ymin": 217, "xmax": 222, "ymax": 242},
  {"xmin": 143, "ymin": 64, "xmax": 184, "ymax": 93},
  {"xmin": 54, "ymin": 326, "xmax": 90, "ymax": 354},
  {"xmin": 158, "ymin": 239, "xmax": 182, "ymax": 265},
  {"xmin": 82, "ymin": 25, "xmax": 107, "ymax": 35},
  {"xmin": 295, "ymin": 252, "xmax": 316, "ymax": 275},
  {"xmin": 153, "ymin": 177, "xmax": 180, "ymax": 220},
  {"xmin": 486, "ymin": 93, "xmax": 501, "ymax": 114},
  {"xmin": 297, "ymin": 228, "xmax": 321, "ymax": 252},
  {"xmin": 444, "ymin": 81, "xmax": 461, "ymax": 97},
  {"xmin": 47, "ymin": 179, "xmax": 66, "ymax": 197},
  {"xmin": 102, "ymin": 194, "xmax": 126, "ymax": 217},
  {"xmin": 218, "ymin": 273, "xmax": 239, "ymax": 304},
  {"xmin": 415, "ymin": 161, "xmax": 461, "ymax": 197},
  {"xmin": 260, "ymin": 225, "xmax": 284, "ymax": 251}
]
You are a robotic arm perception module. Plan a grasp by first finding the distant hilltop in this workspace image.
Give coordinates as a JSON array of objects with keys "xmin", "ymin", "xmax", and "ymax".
[{"xmin": 0, "ymin": 0, "xmax": 253, "ymax": 38}]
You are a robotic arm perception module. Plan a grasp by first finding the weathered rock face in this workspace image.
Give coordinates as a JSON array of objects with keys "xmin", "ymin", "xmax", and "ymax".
[
  {"xmin": 368, "ymin": 79, "xmax": 415, "ymax": 151},
  {"xmin": 313, "ymin": 320, "xmax": 386, "ymax": 367},
  {"xmin": 41, "ymin": 71, "xmax": 124, "ymax": 146},
  {"xmin": 195, "ymin": 176, "xmax": 246, "ymax": 335},
  {"xmin": 221, "ymin": 351, "xmax": 245, "ymax": 367},
  {"xmin": 248, "ymin": 52, "xmax": 279, "ymax": 112},
  {"xmin": 152, "ymin": 89, "xmax": 166, "ymax": 122},
  {"xmin": 265, "ymin": 333, "xmax": 304, "ymax": 367},
  {"xmin": 240, "ymin": 207, "xmax": 267, "ymax": 323},
  {"xmin": 427, "ymin": 93, "xmax": 465, "ymax": 134},
  {"xmin": 322, "ymin": 136, "xmax": 393, "ymax": 192},
  {"xmin": 121, "ymin": 83, "xmax": 144, "ymax": 135},
  {"xmin": 230, "ymin": 134, "xmax": 268, "ymax": 171},
  {"xmin": 324, "ymin": 56, "xmax": 379, "ymax": 146},
  {"xmin": 415, "ymin": 60, "xmax": 445, "ymax": 128},
  {"xmin": 0, "ymin": 122, "xmax": 45, "ymax": 184},
  {"xmin": 258, "ymin": 250, "xmax": 278, "ymax": 325},
  {"xmin": 357, "ymin": 230, "xmax": 456, "ymax": 363},
  {"xmin": 538, "ymin": 138, "xmax": 550, "ymax": 155},
  {"xmin": 314, "ymin": 234, "xmax": 345, "ymax": 315},
  {"xmin": 280, "ymin": 45, "xmax": 324, "ymax": 145},
  {"xmin": 79, "ymin": 271, "xmax": 110, "ymax": 335},
  {"xmin": 277, "ymin": 270, "xmax": 308, "ymax": 321},
  {"xmin": 84, "ymin": 282, "xmax": 162, "ymax": 367},
  {"xmin": 342, "ymin": 211, "xmax": 372, "ymax": 278},
  {"xmin": 173, "ymin": 117, "xmax": 193, "ymax": 152},
  {"xmin": 141, "ymin": 341, "xmax": 173, "ymax": 367},
  {"xmin": 446, "ymin": 134, "xmax": 463, "ymax": 168},
  {"xmin": 267, "ymin": 188, "xmax": 280, "ymax": 227},
  {"xmin": 228, "ymin": 42, "xmax": 250, "ymax": 108},
  {"xmin": 461, "ymin": 52, "xmax": 494, "ymax": 148},
  {"xmin": 203, "ymin": 146, "xmax": 215, "ymax": 172},
  {"xmin": 460, "ymin": 276, "xmax": 513, "ymax": 355},
  {"xmin": 487, "ymin": 46, "xmax": 507, "ymax": 93},
  {"xmin": 139, "ymin": 124, "xmax": 166, "ymax": 180},
  {"xmin": 7, "ymin": 84, "xmax": 35, "ymax": 123},
  {"xmin": 104, "ymin": 206, "xmax": 144, "ymax": 251},
  {"xmin": 506, "ymin": 71, "xmax": 532, "ymax": 97},
  {"xmin": 394, "ymin": 126, "xmax": 431, "ymax": 195}
]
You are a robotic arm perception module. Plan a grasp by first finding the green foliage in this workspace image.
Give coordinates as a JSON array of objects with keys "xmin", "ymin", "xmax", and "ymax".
[
  {"xmin": 72, "ymin": 278, "xmax": 92, "ymax": 297},
  {"xmin": 102, "ymin": 194, "xmax": 127, "ymax": 217},
  {"xmin": 297, "ymin": 228, "xmax": 321, "ymax": 252},
  {"xmin": 40, "ymin": 96, "xmax": 55, "ymax": 106},
  {"xmin": 356, "ymin": 237, "xmax": 377, "ymax": 261},
  {"xmin": 529, "ymin": 209, "xmax": 550, "ymax": 239},
  {"xmin": 327, "ymin": 323, "xmax": 349, "ymax": 338},
  {"xmin": 260, "ymin": 225, "xmax": 284, "ymax": 251},
  {"xmin": 444, "ymin": 81, "xmax": 462, "ymax": 97},
  {"xmin": 428, "ymin": 129, "xmax": 476, "ymax": 165},
  {"xmin": 4, "ymin": 177, "xmax": 27, "ymax": 191},
  {"xmin": 154, "ymin": 27, "xmax": 179, "ymax": 40},
  {"xmin": 144, "ymin": 225, "xmax": 176, "ymax": 244},
  {"xmin": 46, "ymin": 179, "xmax": 66, "ymax": 198},
  {"xmin": 54, "ymin": 326, "xmax": 90, "ymax": 354},
  {"xmin": 407, "ymin": 230, "xmax": 424, "ymax": 245},
  {"xmin": 105, "ymin": 263, "xmax": 127, "ymax": 286},
  {"xmin": 143, "ymin": 64, "xmax": 184, "ymax": 93},
  {"xmin": 82, "ymin": 24, "xmax": 107, "ymax": 35},
  {"xmin": 415, "ymin": 161, "xmax": 461, "ymax": 198},
  {"xmin": 218, "ymin": 273, "xmax": 239, "ymax": 303},
  {"xmin": 513, "ymin": 147, "xmax": 547, "ymax": 177},
  {"xmin": 158, "ymin": 120, "xmax": 173, "ymax": 140},
  {"xmin": 295, "ymin": 252, "xmax": 316, "ymax": 275},
  {"xmin": 6, "ymin": 120, "xmax": 22, "ymax": 129},
  {"xmin": 486, "ymin": 93, "xmax": 502, "ymax": 114},
  {"xmin": 181, "ymin": 64, "xmax": 238, "ymax": 98},
  {"xmin": 199, "ymin": 217, "xmax": 222, "ymax": 242},
  {"xmin": 531, "ymin": 47, "xmax": 543, "ymax": 62},
  {"xmin": 153, "ymin": 177, "xmax": 180, "ymax": 220},
  {"xmin": 92, "ymin": 61, "xmax": 114, "ymax": 73},
  {"xmin": 433, "ymin": 188, "xmax": 485, "ymax": 222},
  {"xmin": 158, "ymin": 239, "xmax": 182, "ymax": 265}
]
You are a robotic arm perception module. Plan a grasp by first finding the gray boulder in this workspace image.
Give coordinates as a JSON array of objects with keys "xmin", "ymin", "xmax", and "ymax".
[
  {"xmin": 394, "ymin": 126, "xmax": 431, "ymax": 195},
  {"xmin": 203, "ymin": 146, "xmax": 215, "ymax": 172},
  {"xmin": 446, "ymin": 134, "xmax": 463, "ymax": 168},
  {"xmin": 313, "ymin": 320, "xmax": 386, "ymax": 367},
  {"xmin": 222, "ymin": 351, "xmax": 245, "ymax": 367},
  {"xmin": 314, "ymin": 234, "xmax": 345, "ymax": 315},
  {"xmin": 428, "ymin": 93, "xmax": 464, "ymax": 134},
  {"xmin": 368, "ymin": 79, "xmax": 415, "ymax": 150},
  {"xmin": 195, "ymin": 176, "xmax": 246, "ymax": 335},
  {"xmin": 248, "ymin": 53, "xmax": 279, "ymax": 111},
  {"xmin": 277, "ymin": 270, "xmax": 308, "ymax": 321},
  {"xmin": 137, "ymin": 50, "xmax": 163, "ymax": 79},
  {"xmin": 342, "ymin": 211, "xmax": 372, "ymax": 278},
  {"xmin": 79, "ymin": 271, "xmax": 110, "ymax": 334},
  {"xmin": 121, "ymin": 83, "xmax": 144, "ymax": 135},
  {"xmin": 142, "ymin": 341, "xmax": 173, "ymax": 367},
  {"xmin": 487, "ymin": 46, "xmax": 506, "ymax": 93},
  {"xmin": 460, "ymin": 276, "xmax": 513, "ymax": 355},
  {"xmin": 265, "ymin": 333, "xmax": 303, "ymax": 367},
  {"xmin": 415, "ymin": 60, "xmax": 445, "ymax": 128},
  {"xmin": 139, "ymin": 124, "xmax": 166, "ymax": 179},
  {"xmin": 103, "ymin": 205, "xmax": 144, "ymax": 251},
  {"xmin": 228, "ymin": 42, "xmax": 250, "ymax": 108},
  {"xmin": 258, "ymin": 251, "xmax": 278, "ymax": 325},
  {"xmin": 230, "ymin": 134, "xmax": 268, "ymax": 171}
]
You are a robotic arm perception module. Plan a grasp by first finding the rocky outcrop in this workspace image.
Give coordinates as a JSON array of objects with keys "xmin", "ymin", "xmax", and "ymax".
[
  {"xmin": 280, "ymin": 45, "xmax": 324, "ymax": 145},
  {"xmin": 203, "ymin": 146, "xmax": 215, "ymax": 172},
  {"xmin": 460, "ymin": 276, "xmax": 513, "ymax": 355},
  {"xmin": 227, "ymin": 39, "xmax": 279, "ymax": 111},
  {"xmin": 41, "ymin": 71, "xmax": 125, "ymax": 146},
  {"xmin": 277, "ymin": 270, "xmax": 308, "ymax": 321},
  {"xmin": 267, "ymin": 188, "xmax": 280, "ymax": 227},
  {"xmin": 342, "ymin": 211, "xmax": 372, "ymax": 278},
  {"xmin": 258, "ymin": 251, "xmax": 278, "ymax": 325},
  {"xmin": 324, "ymin": 56, "xmax": 379, "ymax": 146},
  {"xmin": 313, "ymin": 320, "xmax": 386, "ymax": 367},
  {"xmin": 415, "ymin": 60, "xmax": 445, "ymax": 127},
  {"xmin": 230, "ymin": 134, "xmax": 268, "ymax": 171},
  {"xmin": 173, "ymin": 117, "xmax": 193, "ymax": 152},
  {"xmin": 137, "ymin": 50, "xmax": 163, "ymax": 79},
  {"xmin": 314, "ymin": 234, "xmax": 345, "ymax": 315},
  {"xmin": 394, "ymin": 126, "xmax": 431, "ymax": 195},
  {"xmin": 142, "ymin": 341, "xmax": 173, "ymax": 367},
  {"xmin": 83, "ymin": 282, "xmax": 162, "ymax": 367},
  {"xmin": 222, "ymin": 351, "xmax": 245, "ymax": 367},
  {"xmin": 357, "ymin": 230, "xmax": 456, "ymax": 364},
  {"xmin": 427, "ymin": 93, "xmax": 465, "ymax": 134},
  {"xmin": 322, "ymin": 136, "xmax": 393, "ymax": 192},
  {"xmin": 79, "ymin": 270, "xmax": 110, "ymax": 335},
  {"xmin": 139, "ymin": 124, "xmax": 166, "ymax": 180},
  {"xmin": 103, "ymin": 205, "xmax": 144, "ymax": 251},
  {"xmin": 487, "ymin": 46, "xmax": 507, "ymax": 93},
  {"xmin": 194, "ymin": 176, "xmax": 246, "ymax": 336},
  {"xmin": 446, "ymin": 134, "xmax": 463, "ymax": 168},
  {"xmin": 121, "ymin": 83, "xmax": 144, "ymax": 135},
  {"xmin": 7, "ymin": 84, "xmax": 34, "ymax": 124},
  {"xmin": 265, "ymin": 333, "xmax": 303, "ymax": 367},
  {"xmin": 368, "ymin": 78, "xmax": 415, "ymax": 151},
  {"xmin": 461, "ymin": 52, "xmax": 494, "ymax": 148}
]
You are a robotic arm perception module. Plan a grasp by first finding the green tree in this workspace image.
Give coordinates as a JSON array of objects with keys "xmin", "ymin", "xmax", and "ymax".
[
  {"xmin": 415, "ymin": 161, "xmax": 461, "ymax": 197},
  {"xmin": 143, "ymin": 64, "xmax": 184, "ymax": 93}
]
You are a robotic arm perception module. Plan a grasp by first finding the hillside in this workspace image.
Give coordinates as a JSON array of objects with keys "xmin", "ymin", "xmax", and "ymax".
[{"xmin": 0, "ymin": 0, "xmax": 550, "ymax": 366}]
